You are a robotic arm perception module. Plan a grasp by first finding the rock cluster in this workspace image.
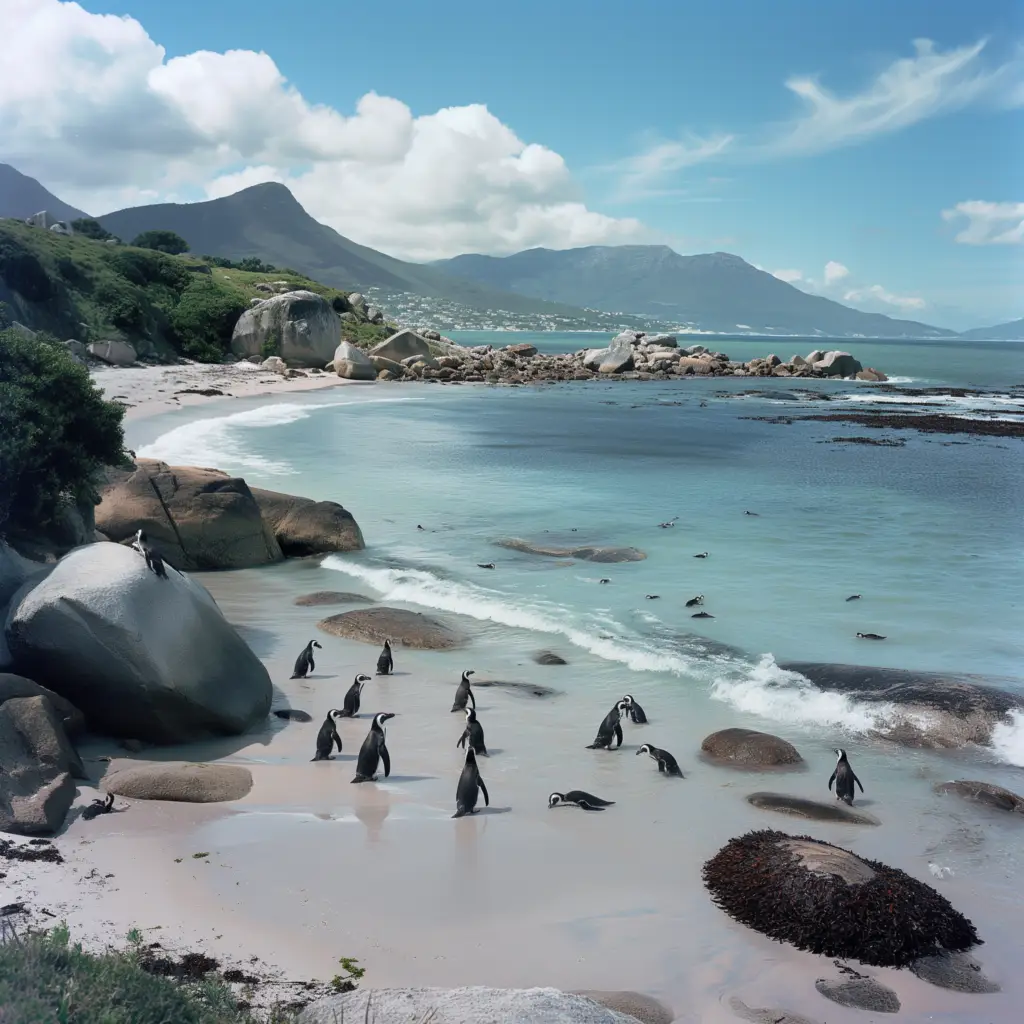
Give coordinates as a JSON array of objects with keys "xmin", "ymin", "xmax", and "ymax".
[{"xmin": 231, "ymin": 290, "xmax": 341, "ymax": 367}]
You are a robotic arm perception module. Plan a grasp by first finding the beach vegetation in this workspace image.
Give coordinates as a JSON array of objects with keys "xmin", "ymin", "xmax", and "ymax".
[
  {"xmin": 131, "ymin": 229, "xmax": 190, "ymax": 255},
  {"xmin": 72, "ymin": 218, "xmax": 119, "ymax": 242},
  {"xmin": 0, "ymin": 326, "xmax": 127, "ymax": 535}
]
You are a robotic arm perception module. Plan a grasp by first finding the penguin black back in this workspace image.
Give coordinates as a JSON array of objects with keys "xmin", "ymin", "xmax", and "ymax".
[
  {"xmin": 636, "ymin": 743, "xmax": 684, "ymax": 777},
  {"xmin": 453, "ymin": 747, "xmax": 489, "ymax": 818},
  {"xmin": 352, "ymin": 712, "xmax": 395, "ymax": 782},
  {"xmin": 586, "ymin": 700, "xmax": 626, "ymax": 750},
  {"xmin": 621, "ymin": 693, "xmax": 648, "ymax": 724},
  {"xmin": 548, "ymin": 790, "xmax": 614, "ymax": 810},
  {"xmin": 376, "ymin": 639, "xmax": 394, "ymax": 675},
  {"xmin": 291, "ymin": 640, "xmax": 322, "ymax": 679},
  {"xmin": 81, "ymin": 793, "xmax": 115, "ymax": 820},
  {"xmin": 456, "ymin": 706, "xmax": 487, "ymax": 756},
  {"xmin": 312, "ymin": 709, "xmax": 343, "ymax": 761},
  {"xmin": 339, "ymin": 674, "xmax": 370, "ymax": 717},
  {"xmin": 828, "ymin": 747, "xmax": 864, "ymax": 805},
  {"xmin": 451, "ymin": 670, "xmax": 476, "ymax": 712},
  {"xmin": 133, "ymin": 529, "xmax": 168, "ymax": 579}
]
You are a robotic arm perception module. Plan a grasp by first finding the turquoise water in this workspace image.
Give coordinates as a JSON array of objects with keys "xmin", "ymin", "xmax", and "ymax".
[{"xmin": 134, "ymin": 335, "xmax": 1024, "ymax": 769}]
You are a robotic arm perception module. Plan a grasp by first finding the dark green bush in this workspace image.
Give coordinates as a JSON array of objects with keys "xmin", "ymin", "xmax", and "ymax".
[
  {"xmin": 0, "ymin": 239, "xmax": 53, "ymax": 302},
  {"xmin": 110, "ymin": 248, "xmax": 191, "ymax": 291},
  {"xmin": 95, "ymin": 279, "xmax": 147, "ymax": 333},
  {"xmin": 131, "ymin": 229, "xmax": 190, "ymax": 255},
  {"xmin": 169, "ymin": 277, "xmax": 248, "ymax": 362},
  {"xmin": 72, "ymin": 217, "xmax": 118, "ymax": 242},
  {"xmin": 0, "ymin": 328, "xmax": 126, "ymax": 533}
]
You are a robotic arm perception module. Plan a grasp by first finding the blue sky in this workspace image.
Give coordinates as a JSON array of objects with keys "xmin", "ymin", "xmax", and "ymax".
[{"xmin": 3, "ymin": 0, "xmax": 1022, "ymax": 327}]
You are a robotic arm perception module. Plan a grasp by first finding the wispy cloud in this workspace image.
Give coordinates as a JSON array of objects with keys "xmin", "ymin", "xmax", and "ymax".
[
  {"xmin": 942, "ymin": 200, "xmax": 1024, "ymax": 244},
  {"xmin": 823, "ymin": 260, "xmax": 850, "ymax": 285},
  {"xmin": 609, "ymin": 134, "xmax": 733, "ymax": 200},
  {"xmin": 844, "ymin": 284, "xmax": 926, "ymax": 311}
]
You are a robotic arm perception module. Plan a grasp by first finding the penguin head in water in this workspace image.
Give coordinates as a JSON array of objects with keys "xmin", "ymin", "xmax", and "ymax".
[
  {"xmin": 548, "ymin": 793, "xmax": 566, "ymax": 808},
  {"xmin": 636, "ymin": 744, "xmax": 654, "ymax": 757}
]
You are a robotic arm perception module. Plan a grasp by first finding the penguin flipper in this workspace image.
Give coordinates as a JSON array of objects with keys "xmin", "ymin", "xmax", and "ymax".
[
  {"xmin": 828, "ymin": 769, "xmax": 837, "ymax": 791},
  {"xmin": 577, "ymin": 800, "xmax": 604, "ymax": 811},
  {"xmin": 380, "ymin": 744, "xmax": 391, "ymax": 778},
  {"xmin": 854, "ymin": 773, "xmax": 865, "ymax": 793},
  {"xmin": 333, "ymin": 731, "xmax": 343, "ymax": 754},
  {"xmin": 457, "ymin": 731, "xmax": 467, "ymax": 749},
  {"xmin": 613, "ymin": 723, "xmax": 623, "ymax": 748},
  {"xmin": 478, "ymin": 777, "xmax": 490, "ymax": 807},
  {"xmin": 468, "ymin": 688, "xmax": 476, "ymax": 710}
]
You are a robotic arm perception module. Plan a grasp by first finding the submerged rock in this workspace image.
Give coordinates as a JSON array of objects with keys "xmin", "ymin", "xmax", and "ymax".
[
  {"xmin": 317, "ymin": 607, "xmax": 468, "ymax": 650},
  {"xmin": 496, "ymin": 538, "xmax": 647, "ymax": 563},
  {"xmin": 103, "ymin": 760, "xmax": 253, "ymax": 803},
  {"xmin": 934, "ymin": 780, "xmax": 1024, "ymax": 814},
  {"xmin": 294, "ymin": 591, "xmax": 375, "ymax": 607},
  {"xmin": 746, "ymin": 792, "xmax": 878, "ymax": 825},
  {"xmin": 703, "ymin": 829, "xmax": 981, "ymax": 967},
  {"xmin": 909, "ymin": 951, "xmax": 1000, "ymax": 993},
  {"xmin": 814, "ymin": 977, "xmax": 900, "ymax": 1012},
  {"xmin": 533, "ymin": 650, "xmax": 568, "ymax": 666},
  {"xmin": 472, "ymin": 678, "xmax": 561, "ymax": 699},
  {"xmin": 701, "ymin": 728, "xmax": 804, "ymax": 768},
  {"xmin": 729, "ymin": 997, "xmax": 820, "ymax": 1024}
]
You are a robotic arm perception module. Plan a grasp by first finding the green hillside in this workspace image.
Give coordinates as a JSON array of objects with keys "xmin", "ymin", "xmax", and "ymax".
[{"xmin": 0, "ymin": 219, "xmax": 390, "ymax": 362}]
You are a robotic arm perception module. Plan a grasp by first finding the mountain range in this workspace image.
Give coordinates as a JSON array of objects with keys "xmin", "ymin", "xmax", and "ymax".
[
  {"xmin": 1, "ymin": 162, "xmax": 1014, "ymax": 338},
  {"xmin": 958, "ymin": 318, "xmax": 1024, "ymax": 341}
]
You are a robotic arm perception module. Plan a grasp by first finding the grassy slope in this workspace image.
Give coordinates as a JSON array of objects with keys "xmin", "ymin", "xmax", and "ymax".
[{"xmin": 0, "ymin": 219, "xmax": 393, "ymax": 362}]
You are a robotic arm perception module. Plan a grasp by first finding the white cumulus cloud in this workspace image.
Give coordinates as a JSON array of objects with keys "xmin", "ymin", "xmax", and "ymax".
[
  {"xmin": 941, "ymin": 200, "xmax": 1024, "ymax": 245},
  {"xmin": 0, "ymin": 0, "xmax": 647, "ymax": 260},
  {"xmin": 823, "ymin": 260, "xmax": 850, "ymax": 285},
  {"xmin": 843, "ymin": 284, "xmax": 926, "ymax": 311}
]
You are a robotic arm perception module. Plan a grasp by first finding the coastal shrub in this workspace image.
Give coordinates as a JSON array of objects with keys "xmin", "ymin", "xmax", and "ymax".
[
  {"xmin": 0, "ymin": 327, "xmax": 126, "ymax": 533},
  {"xmin": 110, "ymin": 248, "xmax": 192, "ymax": 291},
  {"xmin": 170, "ymin": 276, "xmax": 248, "ymax": 362},
  {"xmin": 94, "ymin": 278, "xmax": 147, "ymax": 334},
  {"xmin": 131, "ymin": 229, "xmax": 190, "ymax": 255},
  {"xmin": 0, "ymin": 238, "xmax": 53, "ymax": 303},
  {"xmin": 72, "ymin": 217, "xmax": 119, "ymax": 242}
]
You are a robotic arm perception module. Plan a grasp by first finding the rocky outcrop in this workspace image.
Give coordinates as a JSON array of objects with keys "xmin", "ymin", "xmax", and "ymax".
[
  {"xmin": 5, "ymin": 543, "xmax": 273, "ymax": 743},
  {"xmin": 87, "ymin": 340, "xmax": 136, "ymax": 365},
  {"xmin": 1, "ymin": 542, "xmax": 50, "ymax": 670},
  {"xmin": 102, "ymin": 760, "xmax": 253, "ymax": 803},
  {"xmin": 746, "ymin": 792, "xmax": 878, "ymax": 825},
  {"xmin": 0, "ymin": 674, "xmax": 86, "ymax": 737},
  {"xmin": 369, "ymin": 330, "xmax": 431, "ymax": 364},
  {"xmin": 317, "ymin": 607, "xmax": 467, "ymax": 650},
  {"xmin": 495, "ymin": 538, "xmax": 646, "ymax": 563},
  {"xmin": 811, "ymin": 350, "xmax": 862, "ymax": 377},
  {"xmin": 333, "ymin": 341, "xmax": 376, "ymax": 381},
  {"xmin": 231, "ymin": 291, "xmax": 340, "ymax": 367},
  {"xmin": 299, "ymin": 988, "xmax": 646, "ymax": 1024},
  {"xmin": 814, "ymin": 977, "xmax": 899, "ymax": 1013},
  {"xmin": 0, "ymin": 695, "xmax": 80, "ymax": 835},
  {"xmin": 95, "ymin": 459, "xmax": 282, "ymax": 571},
  {"xmin": 294, "ymin": 591, "xmax": 374, "ymax": 607},
  {"xmin": 250, "ymin": 488, "xmax": 364, "ymax": 556},
  {"xmin": 701, "ymin": 728, "xmax": 804, "ymax": 768},
  {"xmin": 934, "ymin": 780, "xmax": 1024, "ymax": 814}
]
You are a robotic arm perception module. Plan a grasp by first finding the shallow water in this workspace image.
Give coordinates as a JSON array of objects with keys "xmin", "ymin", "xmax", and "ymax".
[{"xmin": 129, "ymin": 334, "xmax": 1024, "ymax": 1020}]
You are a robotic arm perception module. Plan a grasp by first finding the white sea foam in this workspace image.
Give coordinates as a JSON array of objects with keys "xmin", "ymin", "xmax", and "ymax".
[
  {"xmin": 990, "ymin": 709, "xmax": 1024, "ymax": 767},
  {"xmin": 839, "ymin": 392, "xmax": 1024, "ymax": 410}
]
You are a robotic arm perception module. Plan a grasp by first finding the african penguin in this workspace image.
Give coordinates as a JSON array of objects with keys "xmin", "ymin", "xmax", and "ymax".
[
  {"xmin": 453, "ymin": 746, "xmax": 489, "ymax": 818},
  {"xmin": 856, "ymin": 632, "xmax": 886, "ymax": 640},
  {"xmin": 828, "ymin": 748, "xmax": 864, "ymax": 805},
  {"xmin": 338, "ymin": 674, "xmax": 371, "ymax": 718},
  {"xmin": 451, "ymin": 670, "xmax": 476, "ymax": 713},
  {"xmin": 636, "ymin": 743, "xmax": 684, "ymax": 777},
  {"xmin": 692, "ymin": 611, "xmax": 714, "ymax": 619},
  {"xmin": 456, "ymin": 706, "xmax": 488, "ymax": 756},
  {"xmin": 547, "ymin": 791, "xmax": 615, "ymax": 811},
  {"xmin": 81, "ymin": 793, "xmax": 116, "ymax": 820},
  {"xmin": 376, "ymin": 640, "xmax": 394, "ymax": 675},
  {"xmin": 291, "ymin": 640, "xmax": 322, "ymax": 680},
  {"xmin": 620, "ymin": 693, "xmax": 648, "ymax": 724},
  {"xmin": 586, "ymin": 700, "xmax": 627, "ymax": 750},
  {"xmin": 693, "ymin": 551, "xmax": 709, "ymax": 559},
  {"xmin": 352, "ymin": 712, "xmax": 395, "ymax": 783},
  {"xmin": 132, "ymin": 530, "xmax": 168, "ymax": 579},
  {"xmin": 685, "ymin": 594, "xmax": 704, "ymax": 608},
  {"xmin": 311, "ymin": 709, "xmax": 343, "ymax": 761}
]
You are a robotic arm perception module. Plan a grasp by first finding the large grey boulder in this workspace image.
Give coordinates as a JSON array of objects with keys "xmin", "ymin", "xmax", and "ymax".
[
  {"xmin": 812, "ymin": 350, "xmax": 862, "ymax": 377},
  {"xmin": 0, "ymin": 695, "xmax": 79, "ymax": 835},
  {"xmin": 701, "ymin": 728, "xmax": 804, "ymax": 768},
  {"xmin": 369, "ymin": 330, "xmax": 431, "ymax": 363},
  {"xmin": 230, "ymin": 290, "xmax": 340, "ymax": 367},
  {"xmin": 643, "ymin": 334, "xmax": 677, "ymax": 348},
  {"xmin": 87, "ymin": 340, "xmax": 136, "ymax": 365},
  {"xmin": 298, "ymin": 988, "xmax": 645, "ymax": 1024},
  {"xmin": 249, "ymin": 487, "xmax": 364, "ymax": 555},
  {"xmin": 5, "ymin": 543, "xmax": 273, "ymax": 743},
  {"xmin": 0, "ymin": 674, "xmax": 86, "ymax": 739},
  {"xmin": 1, "ymin": 543, "xmax": 50, "ymax": 670},
  {"xmin": 582, "ymin": 333, "xmax": 636, "ymax": 374},
  {"xmin": 333, "ymin": 341, "xmax": 376, "ymax": 381}
]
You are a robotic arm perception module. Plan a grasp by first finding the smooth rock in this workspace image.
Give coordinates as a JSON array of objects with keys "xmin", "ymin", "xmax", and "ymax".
[
  {"xmin": 86, "ymin": 340, "xmax": 136, "ymax": 365},
  {"xmin": 643, "ymin": 334, "xmax": 677, "ymax": 348},
  {"xmin": 701, "ymin": 728, "xmax": 804, "ymax": 768},
  {"xmin": 231, "ymin": 291, "xmax": 341, "ymax": 367},
  {"xmin": 317, "ymin": 607, "xmax": 467, "ymax": 650},
  {"xmin": 261, "ymin": 355, "xmax": 287, "ymax": 374},
  {"xmin": 683, "ymin": 344, "xmax": 708, "ymax": 356},
  {"xmin": 746, "ymin": 792, "xmax": 878, "ymax": 825},
  {"xmin": 347, "ymin": 292, "xmax": 367, "ymax": 311},
  {"xmin": 496, "ymin": 538, "xmax": 646, "ymax": 563},
  {"xmin": 814, "ymin": 977, "xmax": 900, "ymax": 1013},
  {"xmin": 369, "ymin": 355, "xmax": 406, "ymax": 375},
  {"xmin": 910, "ymin": 951, "xmax": 1000, "ymax": 993},
  {"xmin": 1, "ymin": 543, "xmax": 50, "ymax": 670},
  {"xmin": 332, "ymin": 341, "xmax": 376, "ymax": 381},
  {"xmin": 934, "ymin": 780, "xmax": 1024, "ymax": 814},
  {"xmin": 95, "ymin": 459, "xmax": 282, "ymax": 571},
  {"xmin": 0, "ymin": 695, "xmax": 84, "ymax": 779},
  {"xmin": 370, "ymin": 330, "xmax": 431, "ymax": 363},
  {"xmin": 812, "ymin": 350, "xmax": 862, "ymax": 377},
  {"xmin": 102, "ymin": 760, "xmax": 253, "ymax": 803},
  {"xmin": 806, "ymin": 349, "xmax": 826, "ymax": 363},
  {"xmin": 574, "ymin": 991, "xmax": 672, "ymax": 1024},
  {"xmin": 250, "ymin": 487, "xmax": 364, "ymax": 556},
  {"xmin": 506, "ymin": 343, "xmax": 538, "ymax": 357},
  {"xmin": 294, "ymin": 591, "xmax": 374, "ymax": 607},
  {"xmin": 0, "ymin": 674, "xmax": 85, "ymax": 737},
  {"xmin": 5, "ymin": 543, "xmax": 272, "ymax": 743},
  {"xmin": 729, "ymin": 997, "xmax": 821, "ymax": 1024},
  {"xmin": 598, "ymin": 337, "xmax": 635, "ymax": 374},
  {"xmin": 64, "ymin": 339, "xmax": 88, "ymax": 360},
  {"xmin": 298, "ymin": 988, "xmax": 645, "ymax": 1024},
  {"xmin": 856, "ymin": 367, "xmax": 888, "ymax": 382},
  {"xmin": 678, "ymin": 356, "xmax": 715, "ymax": 375},
  {"xmin": 533, "ymin": 650, "xmax": 568, "ymax": 666}
]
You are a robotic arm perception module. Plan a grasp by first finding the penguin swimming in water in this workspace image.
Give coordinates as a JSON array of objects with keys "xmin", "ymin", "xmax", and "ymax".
[
  {"xmin": 587, "ymin": 700, "xmax": 627, "ymax": 750},
  {"xmin": 685, "ymin": 594, "xmax": 704, "ymax": 608},
  {"xmin": 856, "ymin": 632, "xmax": 886, "ymax": 640},
  {"xmin": 477, "ymin": 562, "xmax": 496, "ymax": 569},
  {"xmin": 548, "ymin": 791, "xmax": 615, "ymax": 811},
  {"xmin": 457, "ymin": 706, "xmax": 487, "ymax": 756},
  {"xmin": 599, "ymin": 578, "xmax": 611, "ymax": 584},
  {"xmin": 376, "ymin": 640, "xmax": 393, "ymax": 675},
  {"xmin": 692, "ymin": 611, "xmax": 715, "ymax": 619},
  {"xmin": 338, "ymin": 674, "xmax": 371, "ymax": 718},
  {"xmin": 352, "ymin": 712, "xmax": 395, "ymax": 783},
  {"xmin": 132, "ymin": 530, "xmax": 168, "ymax": 579},
  {"xmin": 636, "ymin": 743, "xmax": 684, "ymax": 777},
  {"xmin": 453, "ymin": 746, "xmax": 489, "ymax": 818},
  {"xmin": 81, "ymin": 793, "xmax": 116, "ymax": 820},
  {"xmin": 657, "ymin": 517, "xmax": 678, "ymax": 529},
  {"xmin": 846, "ymin": 594, "xmax": 862, "ymax": 602},
  {"xmin": 645, "ymin": 594, "xmax": 660, "ymax": 600},
  {"xmin": 828, "ymin": 748, "xmax": 864, "ymax": 805},
  {"xmin": 291, "ymin": 640, "xmax": 322, "ymax": 679},
  {"xmin": 311, "ymin": 709, "xmax": 344, "ymax": 761},
  {"xmin": 451, "ymin": 670, "xmax": 476, "ymax": 712},
  {"xmin": 620, "ymin": 693, "xmax": 648, "ymax": 724},
  {"xmin": 693, "ymin": 551, "xmax": 709, "ymax": 559},
  {"xmin": 744, "ymin": 511, "xmax": 760, "ymax": 516}
]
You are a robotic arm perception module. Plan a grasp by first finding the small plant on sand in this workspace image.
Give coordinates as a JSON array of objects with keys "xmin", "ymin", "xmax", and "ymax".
[
  {"xmin": 330, "ymin": 956, "xmax": 365, "ymax": 993},
  {"xmin": 192, "ymin": 851, "xmax": 210, "ymax": 859}
]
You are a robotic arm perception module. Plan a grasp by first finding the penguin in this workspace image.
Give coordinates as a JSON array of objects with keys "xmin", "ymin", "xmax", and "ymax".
[
  {"xmin": 645, "ymin": 594, "xmax": 660, "ymax": 600},
  {"xmin": 828, "ymin": 748, "xmax": 864, "ymax": 805},
  {"xmin": 416, "ymin": 524, "xmax": 425, "ymax": 531},
  {"xmin": 548, "ymin": 791, "xmax": 615, "ymax": 811},
  {"xmin": 457, "ymin": 706, "xmax": 488, "ymax": 756},
  {"xmin": 685, "ymin": 594, "xmax": 704, "ymax": 608},
  {"xmin": 352, "ymin": 712, "xmax": 395, "ymax": 783},
  {"xmin": 693, "ymin": 551, "xmax": 709, "ymax": 559},
  {"xmin": 452, "ymin": 746, "xmax": 489, "ymax": 818},
  {"xmin": 291, "ymin": 640, "xmax": 322, "ymax": 679},
  {"xmin": 81, "ymin": 793, "xmax": 115, "ymax": 820},
  {"xmin": 132, "ymin": 529, "xmax": 168, "ymax": 579},
  {"xmin": 692, "ymin": 611, "xmax": 715, "ymax": 619},
  {"xmin": 744, "ymin": 511, "xmax": 759, "ymax": 516},
  {"xmin": 587, "ymin": 700, "xmax": 627, "ymax": 750},
  {"xmin": 636, "ymin": 743, "xmax": 684, "ymax": 777},
  {"xmin": 338, "ymin": 674, "xmax": 371, "ymax": 718},
  {"xmin": 451, "ymin": 670, "xmax": 476, "ymax": 712},
  {"xmin": 657, "ymin": 517, "xmax": 678, "ymax": 529},
  {"xmin": 311, "ymin": 710, "xmax": 344, "ymax": 761},
  {"xmin": 846, "ymin": 594, "xmax": 862, "ymax": 602},
  {"xmin": 599, "ymin": 578, "xmax": 611, "ymax": 585},
  {"xmin": 856, "ymin": 632, "xmax": 886, "ymax": 640},
  {"xmin": 620, "ymin": 693, "xmax": 648, "ymax": 724},
  {"xmin": 477, "ymin": 562, "xmax": 496, "ymax": 569},
  {"xmin": 376, "ymin": 640, "xmax": 393, "ymax": 675}
]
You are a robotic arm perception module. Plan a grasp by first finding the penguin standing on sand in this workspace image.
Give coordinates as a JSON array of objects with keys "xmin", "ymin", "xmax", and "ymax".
[
  {"xmin": 132, "ymin": 529, "xmax": 168, "ymax": 579},
  {"xmin": 338, "ymin": 674, "xmax": 371, "ymax": 718},
  {"xmin": 453, "ymin": 747, "xmax": 489, "ymax": 818},
  {"xmin": 376, "ymin": 640, "xmax": 393, "ymax": 675},
  {"xmin": 620, "ymin": 693, "xmax": 648, "ymax": 724},
  {"xmin": 548, "ymin": 791, "xmax": 615, "ymax": 811},
  {"xmin": 457, "ymin": 706, "xmax": 487, "ymax": 756},
  {"xmin": 451, "ymin": 670, "xmax": 476, "ymax": 712},
  {"xmin": 352, "ymin": 712, "xmax": 395, "ymax": 783},
  {"xmin": 829, "ymin": 748, "xmax": 864, "ymax": 805},
  {"xmin": 311, "ymin": 710, "xmax": 343, "ymax": 761},
  {"xmin": 291, "ymin": 640, "xmax": 322, "ymax": 679},
  {"xmin": 636, "ymin": 743, "xmax": 684, "ymax": 777},
  {"xmin": 587, "ymin": 700, "xmax": 627, "ymax": 750}
]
